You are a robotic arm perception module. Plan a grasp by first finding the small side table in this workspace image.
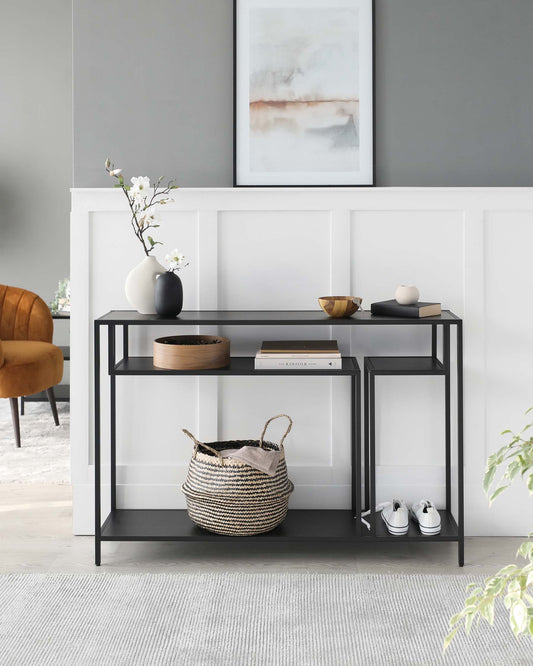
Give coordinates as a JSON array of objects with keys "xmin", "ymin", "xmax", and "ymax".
[{"xmin": 20, "ymin": 312, "xmax": 70, "ymax": 415}]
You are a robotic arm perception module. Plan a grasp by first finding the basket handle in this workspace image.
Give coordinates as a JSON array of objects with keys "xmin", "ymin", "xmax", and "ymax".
[
  {"xmin": 259, "ymin": 414, "xmax": 293, "ymax": 450},
  {"xmin": 182, "ymin": 429, "xmax": 223, "ymax": 464}
]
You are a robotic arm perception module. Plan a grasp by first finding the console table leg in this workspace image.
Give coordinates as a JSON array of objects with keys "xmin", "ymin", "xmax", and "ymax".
[
  {"xmin": 369, "ymin": 372, "xmax": 376, "ymax": 516},
  {"xmin": 431, "ymin": 325, "xmax": 438, "ymax": 359},
  {"xmin": 444, "ymin": 326, "xmax": 451, "ymax": 512},
  {"xmin": 123, "ymin": 324, "xmax": 129, "ymax": 359},
  {"xmin": 109, "ymin": 325, "xmax": 116, "ymax": 512},
  {"xmin": 457, "ymin": 321, "xmax": 464, "ymax": 567},
  {"xmin": 94, "ymin": 321, "xmax": 102, "ymax": 566},
  {"xmin": 364, "ymin": 363, "xmax": 370, "ymax": 512},
  {"xmin": 352, "ymin": 374, "xmax": 361, "ymax": 535}
]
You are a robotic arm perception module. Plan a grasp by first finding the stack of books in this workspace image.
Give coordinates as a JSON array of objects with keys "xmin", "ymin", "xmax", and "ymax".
[
  {"xmin": 370, "ymin": 300, "xmax": 441, "ymax": 318},
  {"xmin": 255, "ymin": 340, "xmax": 342, "ymax": 370}
]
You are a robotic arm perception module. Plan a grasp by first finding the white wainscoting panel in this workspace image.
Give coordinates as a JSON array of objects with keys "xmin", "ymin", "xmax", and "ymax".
[{"xmin": 71, "ymin": 187, "xmax": 533, "ymax": 536}]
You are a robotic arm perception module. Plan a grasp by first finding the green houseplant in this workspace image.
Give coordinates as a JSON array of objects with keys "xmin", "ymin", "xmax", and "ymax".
[{"xmin": 444, "ymin": 407, "xmax": 533, "ymax": 651}]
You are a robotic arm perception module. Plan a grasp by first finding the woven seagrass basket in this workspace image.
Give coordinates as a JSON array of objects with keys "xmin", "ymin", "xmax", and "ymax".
[{"xmin": 181, "ymin": 414, "xmax": 294, "ymax": 536}]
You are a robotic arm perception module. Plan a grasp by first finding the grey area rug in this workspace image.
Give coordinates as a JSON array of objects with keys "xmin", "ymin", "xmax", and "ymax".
[
  {"xmin": 0, "ymin": 574, "xmax": 531, "ymax": 666},
  {"xmin": 0, "ymin": 400, "xmax": 69, "ymax": 483}
]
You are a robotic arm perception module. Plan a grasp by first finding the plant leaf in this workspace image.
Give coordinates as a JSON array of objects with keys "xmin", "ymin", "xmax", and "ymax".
[
  {"xmin": 479, "ymin": 598, "xmax": 495, "ymax": 625},
  {"xmin": 483, "ymin": 465, "xmax": 497, "ymax": 493},
  {"xmin": 510, "ymin": 601, "xmax": 528, "ymax": 636},
  {"xmin": 443, "ymin": 626, "xmax": 459, "ymax": 653},
  {"xmin": 465, "ymin": 611, "xmax": 476, "ymax": 634},
  {"xmin": 489, "ymin": 485, "xmax": 509, "ymax": 504}
]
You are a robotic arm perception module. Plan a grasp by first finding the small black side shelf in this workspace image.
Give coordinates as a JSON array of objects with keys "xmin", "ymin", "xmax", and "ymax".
[
  {"xmin": 365, "ymin": 356, "xmax": 445, "ymax": 376},
  {"xmin": 100, "ymin": 508, "xmax": 458, "ymax": 543},
  {"xmin": 114, "ymin": 356, "xmax": 360, "ymax": 376}
]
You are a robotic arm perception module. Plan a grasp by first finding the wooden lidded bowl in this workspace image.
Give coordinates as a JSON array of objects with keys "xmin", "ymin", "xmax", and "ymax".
[
  {"xmin": 318, "ymin": 296, "xmax": 363, "ymax": 318},
  {"xmin": 153, "ymin": 335, "xmax": 230, "ymax": 370}
]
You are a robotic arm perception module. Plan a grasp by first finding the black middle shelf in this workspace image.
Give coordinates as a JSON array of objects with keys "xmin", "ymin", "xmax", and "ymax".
[
  {"xmin": 365, "ymin": 356, "xmax": 445, "ymax": 376},
  {"xmin": 113, "ymin": 356, "xmax": 360, "ymax": 376}
]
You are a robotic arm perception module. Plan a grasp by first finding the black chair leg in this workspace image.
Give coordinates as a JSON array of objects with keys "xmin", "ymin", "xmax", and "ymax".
[
  {"xmin": 20, "ymin": 396, "xmax": 25, "ymax": 416},
  {"xmin": 9, "ymin": 398, "xmax": 21, "ymax": 447},
  {"xmin": 46, "ymin": 387, "xmax": 60, "ymax": 426}
]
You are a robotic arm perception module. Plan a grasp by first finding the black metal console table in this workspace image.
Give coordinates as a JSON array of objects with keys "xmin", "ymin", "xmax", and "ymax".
[{"xmin": 94, "ymin": 310, "xmax": 463, "ymax": 566}]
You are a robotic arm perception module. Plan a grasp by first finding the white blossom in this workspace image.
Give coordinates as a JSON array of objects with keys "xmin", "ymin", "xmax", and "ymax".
[
  {"xmin": 109, "ymin": 168, "xmax": 122, "ymax": 176},
  {"xmin": 144, "ymin": 209, "xmax": 160, "ymax": 226},
  {"xmin": 164, "ymin": 248, "xmax": 187, "ymax": 272},
  {"xmin": 130, "ymin": 176, "xmax": 151, "ymax": 200}
]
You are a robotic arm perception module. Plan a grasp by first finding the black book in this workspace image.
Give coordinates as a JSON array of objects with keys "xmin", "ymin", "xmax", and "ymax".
[
  {"xmin": 370, "ymin": 300, "xmax": 441, "ymax": 318},
  {"xmin": 261, "ymin": 340, "xmax": 339, "ymax": 353}
]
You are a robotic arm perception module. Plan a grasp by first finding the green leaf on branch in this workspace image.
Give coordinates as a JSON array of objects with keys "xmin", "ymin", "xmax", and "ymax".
[
  {"xmin": 443, "ymin": 626, "xmax": 459, "ymax": 653},
  {"xmin": 479, "ymin": 598, "xmax": 495, "ymax": 625},
  {"xmin": 489, "ymin": 485, "xmax": 509, "ymax": 504},
  {"xmin": 516, "ymin": 541, "xmax": 533, "ymax": 560},
  {"xmin": 505, "ymin": 461, "xmax": 521, "ymax": 481},
  {"xmin": 510, "ymin": 601, "xmax": 528, "ymax": 637},
  {"xmin": 483, "ymin": 465, "xmax": 497, "ymax": 493},
  {"xmin": 497, "ymin": 564, "xmax": 521, "ymax": 577}
]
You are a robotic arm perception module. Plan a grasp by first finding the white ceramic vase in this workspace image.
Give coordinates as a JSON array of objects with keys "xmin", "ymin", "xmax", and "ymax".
[
  {"xmin": 395, "ymin": 284, "xmax": 420, "ymax": 305},
  {"xmin": 125, "ymin": 255, "xmax": 165, "ymax": 314}
]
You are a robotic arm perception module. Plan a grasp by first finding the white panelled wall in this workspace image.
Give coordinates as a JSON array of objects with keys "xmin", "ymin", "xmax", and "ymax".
[{"xmin": 71, "ymin": 188, "xmax": 533, "ymax": 536}]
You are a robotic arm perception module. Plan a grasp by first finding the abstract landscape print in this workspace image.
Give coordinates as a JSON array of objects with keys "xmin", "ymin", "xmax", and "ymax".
[{"xmin": 235, "ymin": 0, "xmax": 373, "ymax": 186}]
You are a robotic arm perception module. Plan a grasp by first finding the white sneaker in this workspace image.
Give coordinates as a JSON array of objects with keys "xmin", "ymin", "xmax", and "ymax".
[
  {"xmin": 380, "ymin": 499, "xmax": 409, "ymax": 536},
  {"xmin": 411, "ymin": 499, "xmax": 441, "ymax": 535}
]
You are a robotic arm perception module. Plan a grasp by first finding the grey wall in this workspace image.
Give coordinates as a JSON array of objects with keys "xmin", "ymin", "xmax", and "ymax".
[
  {"xmin": 73, "ymin": 0, "xmax": 234, "ymax": 187},
  {"xmin": 73, "ymin": 0, "xmax": 533, "ymax": 187},
  {"xmin": 1, "ymin": 0, "xmax": 71, "ymax": 304}
]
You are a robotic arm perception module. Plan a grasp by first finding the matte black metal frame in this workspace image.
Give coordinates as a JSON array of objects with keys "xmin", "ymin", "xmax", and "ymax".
[
  {"xmin": 232, "ymin": 0, "xmax": 376, "ymax": 188},
  {"xmin": 94, "ymin": 310, "xmax": 463, "ymax": 567},
  {"xmin": 363, "ymin": 322, "xmax": 464, "ymax": 566}
]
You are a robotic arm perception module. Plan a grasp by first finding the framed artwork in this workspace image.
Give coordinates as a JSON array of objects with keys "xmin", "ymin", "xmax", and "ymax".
[{"xmin": 234, "ymin": 0, "xmax": 374, "ymax": 187}]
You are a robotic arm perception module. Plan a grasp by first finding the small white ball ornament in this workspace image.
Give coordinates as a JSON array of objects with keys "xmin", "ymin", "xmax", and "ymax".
[{"xmin": 395, "ymin": 285, "xmax": 420, "ymax": 305}]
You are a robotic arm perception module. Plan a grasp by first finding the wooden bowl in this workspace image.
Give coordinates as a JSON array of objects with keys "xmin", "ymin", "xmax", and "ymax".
[
  {"xmin": 319, "ymin": 296, "xmax": 362, "ymax": 318},
  {"xmin": 153, "ymin": 335, "xmax": 230, "ymax": 370}
]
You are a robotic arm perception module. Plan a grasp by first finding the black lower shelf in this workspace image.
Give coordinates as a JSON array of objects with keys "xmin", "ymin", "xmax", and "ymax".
[
  {"xmin": 100, "ymin": 509, "xmax": 458, "ymax": 543},
  {"xmin": 361, "ymin": 509, "xmax": 458, "ymax": 542}
]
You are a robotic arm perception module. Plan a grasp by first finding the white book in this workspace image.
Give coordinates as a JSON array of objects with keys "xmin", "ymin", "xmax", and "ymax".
[
  {"xmin": 255, "ymin": 357, "xmax": 343, "ymax": 370},
  {"xmin": 255, "ymin": 352, "xmax": 342, "ymax": 359}
]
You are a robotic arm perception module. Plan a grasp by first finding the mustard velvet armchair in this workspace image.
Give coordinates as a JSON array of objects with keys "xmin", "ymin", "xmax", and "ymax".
[{"xmin": 0, "ymin": 285, "xmax": 64, "ymax": 447}]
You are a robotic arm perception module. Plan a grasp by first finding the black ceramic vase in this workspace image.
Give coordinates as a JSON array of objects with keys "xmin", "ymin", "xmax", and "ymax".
[{"xmin": 155, "ymin": 271, "xmax": 183, "ymax": 317}]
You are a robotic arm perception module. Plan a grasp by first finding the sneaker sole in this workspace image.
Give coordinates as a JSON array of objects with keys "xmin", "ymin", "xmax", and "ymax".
[
  {"xmin": 410, "ymin": 510, "xmax": 441, "ymax": 535},
  {"xmin": 418, "ymin": 525, "xmax": 441, "ymax": 535},
  {"xmin": 381, "ymin": 511, "xmax": 409, "ymax": 536}
]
